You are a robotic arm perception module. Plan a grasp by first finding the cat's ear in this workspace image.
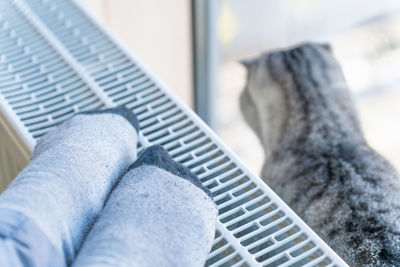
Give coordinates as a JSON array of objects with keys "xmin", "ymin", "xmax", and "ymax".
[
  {"xmin": 239, "ymin": 59, "xmax": 254, "ymax": 69},
  {"xmin": 320, "ymin": 43, "xmax": 332, "ymax": 52}
]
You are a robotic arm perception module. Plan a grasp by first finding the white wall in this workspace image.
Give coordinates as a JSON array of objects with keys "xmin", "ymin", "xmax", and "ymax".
[{"xmin": 83, "ymin": 0, "xmax": 193, "ymax": 106}]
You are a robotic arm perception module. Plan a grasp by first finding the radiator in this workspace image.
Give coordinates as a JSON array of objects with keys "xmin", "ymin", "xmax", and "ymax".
[{"xmin": 0, "ymin": 0, "xmax": 348, "ymax": 266}]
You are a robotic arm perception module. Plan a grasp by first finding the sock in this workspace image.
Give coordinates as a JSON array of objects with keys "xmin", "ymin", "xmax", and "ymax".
[
  {"xmin": 72, "ymin": 145, "xmax": 217, "ymax": 267},
  {"xmin": 0, "ymin": 107, "xmax": 139, "ymax": 265}
]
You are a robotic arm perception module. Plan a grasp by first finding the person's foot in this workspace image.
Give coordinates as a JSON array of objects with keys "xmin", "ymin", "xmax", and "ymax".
[
  {"xmin": 0, "ymin": 106, "xmax": 139, "ymax": 265},
  {"xmin": 73, "ymin": 145, "xmax": 217, "ymax": 267}
]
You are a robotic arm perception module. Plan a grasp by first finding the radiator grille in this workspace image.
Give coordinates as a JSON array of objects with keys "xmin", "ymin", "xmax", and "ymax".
[
  {"xmin": 0, "ymin": 0, "xmax": 347, "ymax": 266},
  {"xmin": 0, "ymin": 0, "xmax": 105, "ymax": 139}
]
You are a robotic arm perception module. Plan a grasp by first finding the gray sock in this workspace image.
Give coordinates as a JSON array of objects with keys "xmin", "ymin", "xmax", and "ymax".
[
  {"xmin": 0, "ymin": 107, "xmax": 139, "ymax": 265},
  {"xmin": 73, "ymin": 145, "xmax": 217, "ymax": 267}
]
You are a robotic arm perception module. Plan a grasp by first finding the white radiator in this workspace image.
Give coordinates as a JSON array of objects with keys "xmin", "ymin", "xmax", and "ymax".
[{"xmin": 0, "ymin": 0, "xmax": 348, "ymax": 266}]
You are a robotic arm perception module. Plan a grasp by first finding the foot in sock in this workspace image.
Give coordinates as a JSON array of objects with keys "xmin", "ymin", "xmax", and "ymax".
[
  {"xmin": 73, "ymin": 145, "xmax": 218, "ymax": 267},
  {"xmin": 0, "ymin": 107, "xmax": 139, "ymax": 266}
]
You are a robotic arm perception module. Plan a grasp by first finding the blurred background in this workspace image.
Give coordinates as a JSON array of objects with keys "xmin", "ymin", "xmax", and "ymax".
[{"xmin": 82, "ymin": 0, "xmax": 400, "ymax": 175}]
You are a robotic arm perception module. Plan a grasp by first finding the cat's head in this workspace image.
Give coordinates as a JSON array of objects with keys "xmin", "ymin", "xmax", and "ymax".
[{"xmin": 239, "ymin": 43, "xmax": 351, "ymax": 153}]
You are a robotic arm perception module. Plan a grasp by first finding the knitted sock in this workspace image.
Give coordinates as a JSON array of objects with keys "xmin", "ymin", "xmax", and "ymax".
[
  {"xmin": 73, "ymin": 145, "xmax": 217, "ymax": 267},
  {"xmin": 0, "ymin": 107, "xmax": 139, "ymax": 265}
]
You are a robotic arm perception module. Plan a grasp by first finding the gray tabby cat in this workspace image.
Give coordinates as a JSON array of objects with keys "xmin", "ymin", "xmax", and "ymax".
[{"xmin": 240, "ymin": 43, "xmax": 400, "ymax": 266}]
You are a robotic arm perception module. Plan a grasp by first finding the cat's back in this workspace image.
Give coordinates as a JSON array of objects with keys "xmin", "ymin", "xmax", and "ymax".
[{"xmin": 263, "ymin": 140, "xmax": 400, "ymax": 266}]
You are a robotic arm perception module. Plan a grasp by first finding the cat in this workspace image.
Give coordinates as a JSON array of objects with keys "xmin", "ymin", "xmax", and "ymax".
[{"xmin": 240, "ymin": 43, "xmax": 400, "ymax": 266}]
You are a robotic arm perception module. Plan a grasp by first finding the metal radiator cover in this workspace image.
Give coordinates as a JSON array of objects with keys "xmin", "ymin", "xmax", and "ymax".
[{"xmin": 0, "ymin": 0, "xmax": 348, "ymax": 266}]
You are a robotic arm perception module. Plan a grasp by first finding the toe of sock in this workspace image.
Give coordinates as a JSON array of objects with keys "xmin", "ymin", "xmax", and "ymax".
[
  {"xmin": 80, "ymin": 106, "xmax": 140, "ymax": 133},
  {"xmin": 128, "ymin": 145, "xmax": 213, "ymax": 199}
]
